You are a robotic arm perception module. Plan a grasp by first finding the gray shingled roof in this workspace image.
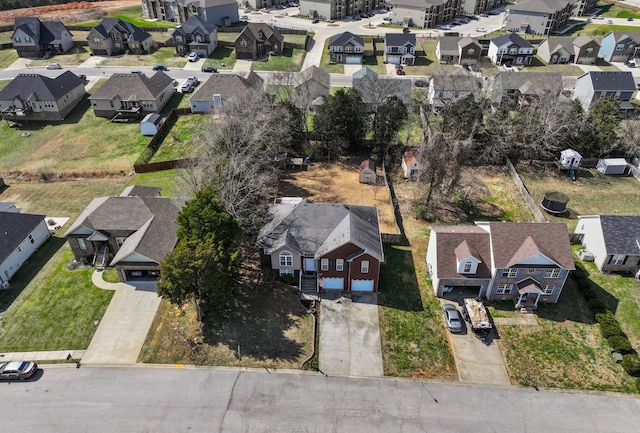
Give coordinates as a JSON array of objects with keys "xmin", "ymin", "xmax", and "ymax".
[
  {"xmin": 93, "ymin": 18, "xmax": 151, "ymax": 42},
  {"xmin": 543, "ymin": 36, "xmax": 576, "ymax": 56},
  {"xmin": 89, "ymin": 71, "xmax": 173, "ymax": 101},
  {"xmin": 258, "ymin": 202, "xmax": 384, "ymax": 262},
  {"xmin": 177, "ymin": 15, "xmax": 216, "ymax": 34},
  {"xmin": 507, "ymin": 0, "xmax": 569, "ymax": 13},
  {"xmin": 0, "ymin": 71, "xmax": 84, "ymax": 101},
  {"xmin": 599, "ymin": 215, "xmax": 640, "ymax": 255},
  {"xmin": 491, "ymin": 32, "xmax": 534, "ymax": 49},
  {"xmin": 385, "ymin": 33, "xmax": 416, "ymax": 47},
  {"xmin": 608, "ymin": 31, "xmax": 640, "ymax": 44},
  {"xmin": 581, "ymin": 71, "xmax": 636, "ymax": 91},
  {"xmin": 0, "ymin": 211, "xmax": 46, "ymax": 265},
  {"xmin": 190, "ymin": 72, "xmax": 264, "ymax": 103},
  {"xmin": 492, "ymin": 71, "xmax": 563, "ymax": 96},
  {"xmin": 329, "ymin": 31, "xmax": 364, "ymax": 47},
  {"xmin": 431, "ymin": 72, "xmax": 481, "ymax": 92},
  {"xmin": 238, "ymin": 23, "xmax": 284, "ymax": 45}
]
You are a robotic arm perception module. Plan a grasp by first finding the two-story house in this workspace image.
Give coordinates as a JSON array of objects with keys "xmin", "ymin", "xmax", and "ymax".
[
  {"xmin": 0, "ymin": 72, "xmax": 86, "ymax": 122},
  {"xmin": 384, "ymin": 33, "xmax": 416, "ymax": 66},
  {"xmin": 87, "ymin": 18, "xmax": 154, "ymax": 56},
  {"xmin": 11, "ymin": 17, "xmax": 74, "ymax": 58},
  {"xmin": 300, "ymin": 0, "xmax": 381, "ymax": 21},
  {"xmin": 328, "ymin": 31, "xmax": 364, "ymax": 64},
  {"xmin": 257, "ymin": 200, "xmax": 384, "ymax": 295},
  {"xmin": 598, "ymin": 31, "xmax": 640, "ymax": 63},
  {"xmin": 487, "ymin": 33, "xmax": 534, "ymax": 66},
  {"xmin": 504, "ymin": 0, "xmax": 575, "ymax": 35},
  {"xmin": 141, "ymin": 0, "xmax": 239, "ymax": 27},
  {"xmin": 234, "ymin": 23, "xmax": 284, "ymax": 60},
  {"xmin": 426, "ymin": 222, "xmax": 575, "ymax": 309},
  {"xmin": 190, "ymin": 71, "xmax": 264, "ymax": 113},
  {"xmin": 489, "ymin": 71, "xmax": 563, "ymax": 108},
  {"xmin": 386, "ymin": 0, "xmax": 463, "ymax": 29},
  {"xmin": 436, "ymin": 36, "xmax": 482, "ymax": 66},
  {"xmin": 172, "ymin": 15, "xmax": 218, "ymax": 57},
  {"xmin": 428, "ymin": 71, "xmax": 482, "ymax": 111},
  {"xmin": 573, "ymin": 71, "xmax": 636, "ymax": 112},
  {"xmin": 537, "ymin": 36, "xmax": 600, "ymax": 65}
]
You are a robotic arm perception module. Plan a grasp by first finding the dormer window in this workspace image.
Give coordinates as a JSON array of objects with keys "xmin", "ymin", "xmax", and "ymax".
[{"xmin": 463, "ymin": 262, "xmax": 472, "ymax": 273}]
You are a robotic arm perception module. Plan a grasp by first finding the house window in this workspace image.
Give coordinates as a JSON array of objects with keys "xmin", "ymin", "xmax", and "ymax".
[
  {"xmin": 115, "ymin": 236, "xmax": 127, "ymax": 247},
  {"xmin": 279, "ymin": 251, "xmax": 293, "ymax": 266},
  {"xmin": 361, "ymin": 261, "xmax": 369, "ymax": 273},
  {"xmin": 336, "ymin": 259, "xmax": 344, "ymax": 272},
  {"xmin": 546, "ymin": 269, "xmax": 561, "ymax": 278},
  {"xmin": 28, "ymin": 234, "xmax": 34, "ymax": 244},
  {"xmin": 175, "ymin": 35, "xmax": 183, "ymax": 42},
  {"xmin": 15, "ymin": 37, "xmax": 21, "ymax": 42},
  {"xmin": 501, "ymin": 268, "xmax": 518, "ymax": 278},
  {"xmin": 78, "ymin": 238, "xmax": 87, "ymax": 250},
  {"xmin": 463, "ymin": 262, "xmax": 472, "ymax": 273},
  {"xmin": 615, "ymin": 43, "xmax": 625, "ymax": 52},
  {"xmin": 527, "ymin": 268, "xmax": 536, "ymax": 274},
  {"xmin": 610, "ymin": 254, "xmax": 626, "ymax": 265},
  {"xmin": 496, "ymin": 284, "xmax": 513, "ymax": 294},
  {"xmin": 279, "ymin": 268, "xmax": 294, "ymax": 276},
  {"xmin": 543, "ymin": 285, "xmax": 555, "ymax": 295},
  {"xmin": 241, "ymin": 39, "xmax": 247, "ymax": 48},
  {"xmin": 321, "ymin": 258, "xmax": 329, "ymax": 271},
  {"xmin": 586, "ymin": 47, "xmax": 593, "ymax": 55},
  {"xmin": 467, "ymin": 48, "xmax": 475, "ymax": 55}
]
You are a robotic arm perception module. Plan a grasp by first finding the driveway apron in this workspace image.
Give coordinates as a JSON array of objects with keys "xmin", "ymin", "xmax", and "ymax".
[{"xmin": 319, "ymin": 293, "xmax": 384, "ymax": 377}]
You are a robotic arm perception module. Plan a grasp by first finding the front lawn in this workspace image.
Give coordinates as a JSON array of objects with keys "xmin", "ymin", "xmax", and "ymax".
[
  {"xmin": 29, "ymin": 47, "xmax": 91, "ymax": 66},
  {"xmin": 525, "ymin": 56, "xmax": 585, "ymax": 76},
  {"xmin": 75, "ymin": 5, "xmax": 177, "ymax": 29},
  {"xmin": 251, "ymin": 48, "xmax": 306, "ymax": 71},
  {"xmin": 0, "ymin": 49, "xmax": 18, "ymax": 69},
  {"xmin": 202, "ymin": 46, "xmax": 237, "ymax": 69},
  {"xmin": 99, "ymin": 47, "xmax": 187, "ymax": 68}
]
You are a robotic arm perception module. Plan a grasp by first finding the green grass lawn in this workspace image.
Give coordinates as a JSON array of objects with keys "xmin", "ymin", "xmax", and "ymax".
[
  {"xmin": 284, "ymin": 34, "xmax": 307, "ymax": 45},
  {"xmin": 29, "ymin": 47, "xmax": 91, "ymax": 67},
  {"xmin": 526, "ymin": 56, "xmax": 585, "ymax": 76},
  {"xmin": 0, "ymin": 32, "xmax": 12, "ymax": 44},
  {"xmin": 0, "ymin": 80, "xmax": 9, "ymax": 91},
  {"xmin": 0, "ymin": 247, "xmax": 113, "ymax": 352},
  {"xmin": 217, "ymin": 33, "xmax": 240, "ymax": 43},
  {"xmin": 99, "ymin": 47, "xmax": 187, "ymax": 68},
  {"xmin": 251, "ymin": 48, "xmax": 306, "ymax": 71},
  {"xmin": 129, "ymin": 169, "xmax": 179, "ymax": 197},
  {"xmin": 75, "ymin": 5, "xmax": 177, "ymax": 29},
  {"xmin": 598, "ymin": 2, "xmax": 640, "ymax": 19},
  {"xmin": 0, "ymin": 49, "xmax": 18, "ymax": 69},
  {"xmin": 150, "ymin": 114, "xmax": 207, "ymax": 163},
  {"xmin": 203, "ymin": 46, "xmax": 237, "ymax": 69}
]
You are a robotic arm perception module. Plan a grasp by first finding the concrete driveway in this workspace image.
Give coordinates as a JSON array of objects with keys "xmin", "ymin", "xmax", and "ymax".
[{"xmin": 319, "ymin": 292, "xmax": 383, "ymax": 377}]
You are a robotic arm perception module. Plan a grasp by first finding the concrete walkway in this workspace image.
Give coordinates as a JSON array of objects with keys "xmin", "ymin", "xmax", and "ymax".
[
  {"xmin": 80, "ymin": 271, "xmax": 161, "ymax": 365},
  {"xmin": 319, "ymin": 292, "xmax": 383, "ymax": 377},
  {"xmin": 232, "ymin": 59, "xmax": 253, "ymax": 73},
  {"xmin": 0, "ymin": 350, "xmax": 85, "ymax": 362},
  {"xmin": 78, "ymin": 56, "xmax": 105, "ymax": 68}
]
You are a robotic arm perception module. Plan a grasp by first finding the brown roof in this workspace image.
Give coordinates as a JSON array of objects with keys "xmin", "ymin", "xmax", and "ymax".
[
  {"xmin": 516, "ymin": 277, "xmax": 543, "ymax": 294},
  {"xmin": 488, "ymin": 222, "xmax": 574, "ymax": 270},
  {"xmin": 403, "ymin": 150, "xmax": 417, "ymax": 166},
  {"xmin": 454, "ymin": 239, "xmax": 480, "ymax": 262},
  {"xmin": 360, "ymin": 159, "xmax": 375, "ymax": 173},
  {"xmin": 432, "ymin": 226, "xmax": 492, "ymax": 279}
]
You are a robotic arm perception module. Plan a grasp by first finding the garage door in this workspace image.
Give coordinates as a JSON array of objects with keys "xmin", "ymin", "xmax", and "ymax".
[
  {"xmin": 351, "ymin": 279, "xmax": 374, "ymax": 292},
  {"xmin": 345, "ymin": 56, "xmax": 360, "ymax": 64},
  {"xmin": 322, "ymin": 277, "xmax": 344, "ymax": 290},
  {"xmin": 387, "ymin": 56, "xmax": 400, "ymax": 65}
]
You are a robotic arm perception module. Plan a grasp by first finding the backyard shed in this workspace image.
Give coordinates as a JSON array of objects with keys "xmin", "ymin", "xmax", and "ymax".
[
  {"xmin": 559, "ymin": 149, "xmax": 582, "ymax": 169},
  {"xmin": 359, "ymin": 159, "xmax": 376, "ymax": 184},
  {"xmin": 597, "ymin": 158, "xmax": 628, "ymax": 175},
  {"xmin": 402, "ymin": 150, "xmax": 422, "ymax": 179},
  {"xmin": 140, "ymin": 113, "xmax": 162, "ymax": 136}
]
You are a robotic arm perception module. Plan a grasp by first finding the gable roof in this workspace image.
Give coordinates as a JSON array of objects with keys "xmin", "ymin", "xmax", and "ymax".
[
  {"xmin": 92, "ymin": 18, "xmax": 151, "ymax": 42},
  {"xmin": 577, "ymin": 71, "xmax": 636, "ymax": 91},
  {"xmin": 177, "ymin": 15, "xmax": 217, "ymax": 35},
  {"xmin": 541, "ymin": 36, "xmax": 576, "ymax": 55},
  {"xmin": 507, "ymin": 0, "xmax": 574, "ymax": 13},
  {"xmin": 352, "ymin": 66, "xmax": 378, "ymax": 81},
  {"xmin": 385, "ymin": 33, "xmax": 416, "ymax": 47},
  {"xmin": 237, "ymin": 23, "xmax": 284, "ymax": 44},
  {"xmin": 491, "ymin": 32, "xmax": 534, "ymax": 49},
  {"xmin": 329, "ymin": 31, "xmax": 364, "ymax": 47},
  {"xmin": 492, "ymin": 71, "xmax": 563, "ymax": 95},
  {"xmin": 120, "ymin": 185, "xmax": 161, "ymax": 197},
  {"xmin": 486, "ymin": 222, "xmax": 574, "ymax": 270},
  {"xmin": 599, "ymin": 215, "xmax": 640, "ymax": 255},
  {"xmin": 431, "ymin": 226, "xmax": 492, "ymax": 279},
  {"xmin": 606, "ymin": 31, "xmax": 640, "ymax": 45},
  {"xmin": 403, "ymin": 150, "xmax": 418, "ymax": 166},
  {"xmin": 89, "ymin": 71, "xmax": 173, "ymax": 101},
  {"xmin": 0, "ymin": 211, "xmax": 46, "ymax": 265},
  {"xmin": 438, "ymin": 36, "xmax": 480, "ymax": 56},
  {"xmin": 13, "ymin": 17, "xmax": 71, "ymax": 45},
  {"xmin": 257, "ymin": 202, "xmax": 384, "ymax": 262},
  {"xmin": 0, "ymin": 72, "xmax": 84, "ymax": 101},
  {"xmin": 190, "ymin": 71, "xmax": 264, "ymax": 103},
  {"xmin": 431, "ymin": 72, "xmax": 481, "ymax": 92},
  {"xmin": 573, "ymin": 35, "xmax": 598, "ymax": 48},
  {"xmin": 296, "ymin": 66, "xmax": 330, "ymax": 89}
]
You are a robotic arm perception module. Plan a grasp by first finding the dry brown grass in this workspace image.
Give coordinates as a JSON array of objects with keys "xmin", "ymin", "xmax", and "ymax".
[{"xmin": 278, "ymin": 158, "xmax": 399, "ymax": 234}]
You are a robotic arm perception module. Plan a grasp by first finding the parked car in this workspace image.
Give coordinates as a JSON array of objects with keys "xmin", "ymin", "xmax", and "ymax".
[
  {"xmin": 395, "ymin": 68, "xmax": 405, "ymax": 76},
  {"xmin": 202, "ymin": 66, "xmax": 218, "ymax": 73},
  {"xmin": 628, "ymin": 17, "xmax": 634, "ymax": 21},
  {"xmin": 353, "ymin": 15, "xmax": 361, "ymax": 20},
  {"xmin": 476, "ymin": 27, "xmax": 487, "ymax": 32},
  {"xmin": 180, "ymin": 76, "xmax": 199, "ymax": 92},
  {"xmin": 480, "ymin": 13, "xmax": 489, "ymax": 17},
  {"xmin": 46, "ymin": 63, "xmax": 61, "ymax": 70},
  {"xmin": 240, "ymin": 14, "xmax": 248, "ymax": 20},
  {"xmin": 312, "ymin": 19, "xmax": 320, "ymax": 23},
  {"xmin": 0, "ymin": 361, "xmax": 38, "ymax": 380},
  {"xmin": 152, "ymin": 64, "xmax": 168, "ymax": 71},
  {"xmin": 438, "ymin": 24, "xmax": 452, "ymax": 30},
  {"xmin": 442, "ymin": 304, "xmax": 462, "ymax": 333},
  {"xmin": 188, "ymin": 52, "xmax": 199, "ymax": 62},
  {"xmin": 383, "ymin": 16, "xmax": 392, "ymax": 21}
]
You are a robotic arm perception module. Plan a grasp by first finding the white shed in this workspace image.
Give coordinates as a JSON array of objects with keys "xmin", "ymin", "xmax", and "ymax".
[
  {"xmin": 359, "ymin": 159, "xmax": 376, "ymax": 184},
  {"xmin": 402, "ymin": 150, "xmax": 422, "ymax": 179},
  {"xmin": 140, "ymin": 113, "xmax": 162, "ymax": 136},
  {"xmin": 559, "ymin": 149, "xmax": 582, "ymax": 169},
  {"xmin": 597, "ymin": 158, "xmax": 628, "ymax": 175}
]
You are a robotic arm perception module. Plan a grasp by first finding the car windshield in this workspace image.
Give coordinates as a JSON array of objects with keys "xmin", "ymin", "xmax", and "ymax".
[
  {"xmin": 449, "ymin": 317, "xmax": 461, "ymax": 325},
  {"xmin": 18, "ymin": 362, "xmax": 29, "ymax": 372}
]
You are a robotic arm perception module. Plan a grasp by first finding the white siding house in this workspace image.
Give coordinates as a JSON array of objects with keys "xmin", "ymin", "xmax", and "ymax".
[{"xmin": 0, "ymin": 212, "xmax": 50, "ymax": 287}]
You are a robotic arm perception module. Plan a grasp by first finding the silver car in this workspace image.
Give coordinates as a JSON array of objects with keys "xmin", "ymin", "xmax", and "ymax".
[
  {"xmin": 0, "ymin": 361, "xmax": 38, "ymax": 380},
  {"xmin": 442, "ymin": 304, "xmax": 463, "ymax": 333}
]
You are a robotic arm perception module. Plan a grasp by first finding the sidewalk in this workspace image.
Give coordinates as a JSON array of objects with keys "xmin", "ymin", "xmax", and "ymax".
[{"xmin": 0, "ymin": 350, "xmax": 85, "ymax": 362}]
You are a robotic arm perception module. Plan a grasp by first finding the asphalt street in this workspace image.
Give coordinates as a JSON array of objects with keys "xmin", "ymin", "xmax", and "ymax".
[{"xmin": 2, "ymin": 365, "xmax": 639, "ymax": 433}]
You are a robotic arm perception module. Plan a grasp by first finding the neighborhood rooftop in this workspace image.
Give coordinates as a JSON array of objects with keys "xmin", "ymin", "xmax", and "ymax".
[
  {"xmin": 89, "ymin": 72, "xmax": 174, "ymax": 101},
  {"xmin": 0, "ymin": 72, "xmax": 84, "ymax": 101}
]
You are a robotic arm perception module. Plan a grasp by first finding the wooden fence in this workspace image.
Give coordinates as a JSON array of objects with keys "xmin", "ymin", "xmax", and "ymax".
[
  {"xmin": 505, "ymin": 158, "xmax": 548, "ymax": 223},
  {"xmin": 381, "ymin": 161, "xmax": 408, "ymax": 245}
]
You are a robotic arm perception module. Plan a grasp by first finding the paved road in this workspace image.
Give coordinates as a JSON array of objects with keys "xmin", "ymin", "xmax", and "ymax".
[{"xmin": 2, "ymin": 366, "xmax": 639, "ymax": 433}]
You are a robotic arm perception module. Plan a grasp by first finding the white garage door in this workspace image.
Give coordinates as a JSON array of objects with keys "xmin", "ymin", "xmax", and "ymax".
[
  {"xmin": 345, "ymin": 56, "xmax": 360, "ymax": 64},
  {"xmin": 322, "ymin": 277, "xmax": 344, "ymax": 290},
  {"xmin": 387, "ymin": 55, "xmax": 400, "ymax": 65},
  {"xmin": 351, "ymin": 279, "xmax": 374, "ymax": 292}
]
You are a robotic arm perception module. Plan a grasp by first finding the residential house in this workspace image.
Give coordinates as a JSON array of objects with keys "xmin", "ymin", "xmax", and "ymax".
[
  {"xmin": 257, "ymin": 200, "xmax": 385, "ymax": 294},
  {"xmin": 295, "ymin": 66, "xmax": 330, "ymax": 108},
  {"xmin": 141, "ymin": 0, "xmax": 239, "ymax": 27},
  {"xmin": 504, "ymin": 0, "xmax": 575, "ymax": 35},
  {"xmin": 598, "ymin": 31, "xmax": 640, "ymax": 63},
  {"xmin": 190, "ymin": 71, "xmax": 264, "ymax": 113},
  {"xmin": 11, "ymin": 17, "xmax": 74, "ymax": 58},
  {"xmin": 435, "ymin": 36, "xmax": 482, "ymax": 65},
  {"xmin": 88, "ymin": 72, "xmax": 174, "ymax": 119},
  {"xmin": 87, "ymin": 18, "xmax": 153, "ymax": 56},
  {"xmin": 537, "ymin": 36, "xmax": 600, "ymax": 65},
  {"xmin": 573, "ymin": 71, "xmax": 636, "ymax": 112},
  {"xmin": 0, "ymin": 209, "xmax": 50, "ymax": 288},
  {"xmin": 426, "ymin": 222, "xmax": 575, "ymax": 309},
  {"xmin": 300, "ymin": 0, "xmax": 381, "ymax": 21},
  {"xmin": 328, "ymin": 31, "xmax": 364, "ymax": 64},
  {"xmin": 64, "ymin": 186, "xmax": 185, "ymax": 281},
  {"xmin": 352, "ymin": 67, "xmax": 412, "ymax": 108},
  {"xmin": 0, "ymin": 72, "xmax": 85, "ymax": 122},
  {"xmin": 462, "ymin": 0, "xmax": 508, "ymax": 16},
  {"xmin": 385, "ymin": 0, "xmax": 463, "ymax": 29},
  {"xmin": 489, "ymin": 71, "xmax": 563, "ymax": 107},
  {"xmin": 428, "ymin": 71, "xmax": 482, "ymax": 111},
  {"xmin": 234, "ymin": 23, "xmax": 284, "ymax": 60},
  {"xmin": 488, "ymin": 33, "xmax": 535, "ymax": 66},
  {"xmin": 575, "ymin": 215, "xmax": 640, "ymax": 275},
  {"xmin": 402, "ymin": 150, "xmax": 422, "ymax": 179},
  {"xmin": 171, "ymin": 15, "xmax": 218, "ymax": 57},
  {"xmin": 384, "ymin": 33, "xmax": 416, "ymax": 66}
]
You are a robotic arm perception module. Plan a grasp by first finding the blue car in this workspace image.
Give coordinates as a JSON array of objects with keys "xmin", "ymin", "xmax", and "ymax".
[{"xmin": 153, "ymin": 64, "xmax": 168, "ymax": 71}]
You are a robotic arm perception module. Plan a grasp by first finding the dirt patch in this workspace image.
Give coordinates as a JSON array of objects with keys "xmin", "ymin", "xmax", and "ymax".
[
  {"xmin": 0, "ymin": 1, "xmax": 138, "ymax": 26},
  {"xmin": 278, "ymin": 158, "xmax": 399, "ymax": 234}
]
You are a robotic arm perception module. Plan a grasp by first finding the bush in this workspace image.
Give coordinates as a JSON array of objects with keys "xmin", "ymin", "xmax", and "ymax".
[
  {"xmin": 280, "ymin": 274, "xmax": 296, "ymax": 285},
  {"xmin": 572, "ymin": 263, "xmax": 589, "ymax": 281},
  {"xmin": 596, "ymin": 311, "xmax": 624, "ymax": 338},
  {"xmin": 607, "ymin": 335, "xmax": 633, "ymax": 354},
  {"xmin": 622, "ymin": 354, "xmax": 640, "ymax": 376}
]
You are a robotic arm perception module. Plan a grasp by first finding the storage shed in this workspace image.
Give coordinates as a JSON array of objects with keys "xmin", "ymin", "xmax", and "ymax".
[
  {"xmin": 402, "ymin": 150, "xmax": 422, "ymax": 179},
  {"xmin": 559, "ymin": 149, "xmax": 582, "ymax": 169},
  {"xmin": 597, "ymin": 158, "xmax": 628, "ymax": 175},
  {"xmin": 359, "ymin": 159, "xmax": 376, "ymax": 184},
  {"xmin": 140, "ymin": 113, "xmax": 162, "ymax": 136}
]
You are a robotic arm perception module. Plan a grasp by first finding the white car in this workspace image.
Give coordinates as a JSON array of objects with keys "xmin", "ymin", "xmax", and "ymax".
[
  {"xmin": 476, "ymin": 27, "xmax": 487, "ymax": 33},
  {"xmin": 180, "ymin": 76, "xmax": 199, "ymax": 93},
  {"xmin": 46, "ymin": 63, "xmax": 61, "ymax": 70},
  {"xmin": 187, "ymin": 52, "xmax": 199, "ymax": 62}
]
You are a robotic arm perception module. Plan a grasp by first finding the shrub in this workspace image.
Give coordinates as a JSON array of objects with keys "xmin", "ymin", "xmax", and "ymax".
[
  {"xmin": 622, "ymin": 354, "xmax": 640, "ymax": 377},
  {"xmin": 572, "ymin": 263, "xmax": 589, "ymax": 281},
  {"xmin": 596, "ymin": 311, "xmax": 624, "ymax": 338},
  {"xmin": 607, "ymin": 335, "xmax": 633, "ymax": 354},
  {"xmin": 281, "ymin": 274, "xmax": 296, "ymax": 285}
]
